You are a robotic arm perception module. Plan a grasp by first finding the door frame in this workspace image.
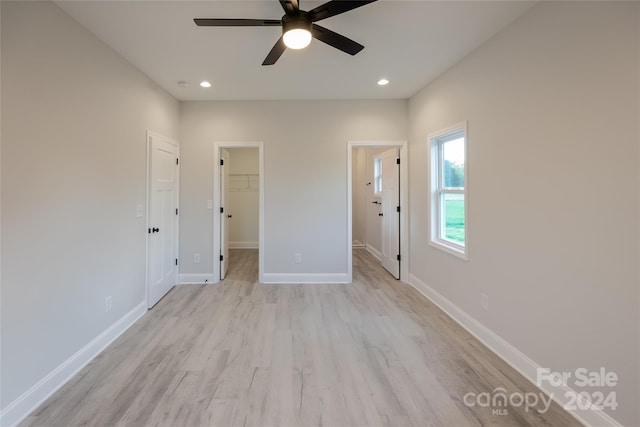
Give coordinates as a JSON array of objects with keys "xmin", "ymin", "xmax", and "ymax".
[
  {"xmin": 146, "ymin": 130, "xmax": 180, "ymax": 309},
  {"xmin": 213, "ymin": 142, "xmax": 264, "ymax": 283},
  {"xmin": 347, "ymin": 140, "xmax": 408, "ymax": 283}
]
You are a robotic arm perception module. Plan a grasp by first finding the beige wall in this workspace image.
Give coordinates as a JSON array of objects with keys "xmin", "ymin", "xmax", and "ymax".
[
  {"xmin": 408, "ymin": 2, "xmax": 639, "ymax": 425},
  {"xmin": 351, "ymin": 147, "xmax": 367, "ymax": 246},
  {"xmin": 1, "ymin": 0, "xmax": 179, "ymax": 410},
  {"xmin": 178, "ymin": 100, "xmax": 408, "ymax": 279}
]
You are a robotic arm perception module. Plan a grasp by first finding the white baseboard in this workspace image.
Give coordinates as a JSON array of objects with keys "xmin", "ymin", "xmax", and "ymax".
[
  {"xmin": 407, "ymin": 274, "xmax": 622, "ymax": 427},
  {"xmin": 365, "ymin": 244, "xmax": 381, "ymax": 261},
  {"xmin": 0, "ymin": 302, "xmax": 147, "ymax": 427},
  {"xmin": 262, "ymin": 273, "xmax": 349, "ymax": 284},
  {"xmin": 177, "ymin": 273, "xmax": 215, "ymax": 284},
  {"xmin": 352, "ymin": 239, "xmax": 365, "ymax": 248},
  {"xmin": 229, "ymin": 241, "xmax": 258, "ymax": 249}
]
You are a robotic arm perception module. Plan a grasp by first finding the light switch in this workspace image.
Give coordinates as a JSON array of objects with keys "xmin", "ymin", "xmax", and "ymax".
[{"xmin": 136, "ymin": 204, "xmax": 144, "ymax": 218}]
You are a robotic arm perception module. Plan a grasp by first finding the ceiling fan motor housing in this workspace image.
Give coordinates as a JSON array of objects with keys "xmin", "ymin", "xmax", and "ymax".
[{"xmin": 282, "ymin": 12, "xmax": 312, "ymax": 35}]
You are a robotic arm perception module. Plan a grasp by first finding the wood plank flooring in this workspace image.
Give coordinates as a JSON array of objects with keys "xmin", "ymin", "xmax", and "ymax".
[{"xmin": 21, "ymin": 249, "xmax": 582, "ymax": 427}]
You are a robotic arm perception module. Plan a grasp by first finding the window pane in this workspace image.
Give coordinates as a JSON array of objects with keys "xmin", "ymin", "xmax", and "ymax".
[
  {"xmin": 374, "ymin": 158, "xmax": 382, "ymax": 194},
  {"xmin": 442, "ymin": 193, "xmax": 465, "ymax": 244},
  {"xmin": 443, "ymin": 137, "xmax": 465, "ymax": 188}
]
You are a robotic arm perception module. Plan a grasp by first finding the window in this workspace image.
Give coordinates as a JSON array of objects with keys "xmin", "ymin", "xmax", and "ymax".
[
  {"xmin": 373, "ymin": 157, "xmax": 382, "ymax": 195},
  {"xmin": 429, "ymin": 123, "xmax": 467, "ymax": 259}
]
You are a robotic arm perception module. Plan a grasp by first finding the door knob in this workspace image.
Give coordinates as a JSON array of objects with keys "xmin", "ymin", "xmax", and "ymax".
[
  {"xmin": 378, "ymin": 213, "xmax": 384, "ymax": 217},
  {"xmin": 227, "ymin": 214, "xmax": 233, "ymax": 218},
  {"xmin": 152, "ymin": 227, "xmax": 159, "ymax": 233}
]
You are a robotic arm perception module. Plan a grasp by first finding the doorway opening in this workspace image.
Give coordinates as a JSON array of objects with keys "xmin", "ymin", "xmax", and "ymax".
[
  {"xmin": 348, "ymin": 141, "xmax": 408, "ymax": 282},
  {"xmin": 213, "ymin": 142, "xmax": 264, "ymax": 283}
]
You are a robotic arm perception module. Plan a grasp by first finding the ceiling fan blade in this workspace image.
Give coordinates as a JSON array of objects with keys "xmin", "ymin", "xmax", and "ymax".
[
  {"xmin": 308, "ymin": 0, "xmax": 378, "ymax": 22},
  {"xmin": 194, "ymin": 18, "xmax": 282, "ymax": 27},
  {"xmin": 279, "ymin": 0, "xmax": 300, "ymax": 15},
  {"xmin": 262, "ymin": 37, "xmax": 287, "ymax": 65},
  {"xmin": 311, "ymin": 24, "xmax": 364, "ymax": 55}
]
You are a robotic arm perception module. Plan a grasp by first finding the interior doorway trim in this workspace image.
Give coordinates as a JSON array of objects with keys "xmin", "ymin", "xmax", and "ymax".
[
  {"xmin": 213, "ymin": 142, "xmax": 264, "ymax": 284},
  {"xmin": 347, "ymin": 140, "xmax": 409, "ymax": 283}
]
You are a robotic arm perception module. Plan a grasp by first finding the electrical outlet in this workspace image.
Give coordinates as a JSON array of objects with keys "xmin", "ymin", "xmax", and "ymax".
[
  {"xmin": 295, "ymin": 253, "xmax": 302, "ymax": 263},
  {"xmin": 105, "ymin": 296, "xmax": 112, "ymax": 313},
  {"xmin": 481, "ymin": 293, "xmax": 489, "ymax": 311},
  {"xmin": 194, "ymin": 253, "xmax": 201, "ymax": 264}
]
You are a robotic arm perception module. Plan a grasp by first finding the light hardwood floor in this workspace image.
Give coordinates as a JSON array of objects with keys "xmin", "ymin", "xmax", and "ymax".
[{"xmin": 21, "ymin": 249, "xmax": 581, "ymax": 427}]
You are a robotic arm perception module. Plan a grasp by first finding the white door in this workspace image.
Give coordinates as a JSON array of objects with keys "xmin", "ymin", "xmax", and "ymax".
[
  {"xmin": 380, "ymin": 148, "xmax": 400, "ymax": 279},
  {"xmin": 147, "ymin": 134, "xmax": 179, "ymax": 308},
  {"xmin": 220, "ymin": 149, "xmax": 230, "ymax": 279}
]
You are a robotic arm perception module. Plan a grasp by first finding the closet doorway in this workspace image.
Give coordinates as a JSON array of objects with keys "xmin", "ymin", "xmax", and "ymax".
[{"xmin": 213, "ymin": 142, "xmax": 264, "ymax": 283}]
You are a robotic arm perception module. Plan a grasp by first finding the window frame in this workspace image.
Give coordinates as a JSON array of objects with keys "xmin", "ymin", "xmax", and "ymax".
[{"xmin": 429, "ymin": 122, "xmax": 468, "ymax": 260}]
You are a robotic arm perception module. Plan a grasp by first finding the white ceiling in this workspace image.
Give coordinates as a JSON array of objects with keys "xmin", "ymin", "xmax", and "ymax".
[{"xmin": 55, "ymin": 0, "xmax": 535, "ymax": 101}]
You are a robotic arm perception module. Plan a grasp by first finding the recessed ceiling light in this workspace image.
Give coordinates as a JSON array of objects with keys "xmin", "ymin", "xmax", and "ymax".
[
  {"xmin": 177, "ymin": 81, "xmax": 189, "ymax": 88},
  {"xmin": 377, "ymin": 78, "xmax": 390, "ymax": 86},
  {"xmin": 200, "ymin": 81, "xmax": 212, "ymax": 88}
]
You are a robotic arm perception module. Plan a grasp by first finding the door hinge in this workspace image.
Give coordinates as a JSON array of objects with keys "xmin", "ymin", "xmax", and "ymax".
[
  {"xmin": 396, "ymin": 206, "xmax": 400, "ymax": 213},
  {"xmin": 396, "ymin": 254, "xmax": 401, "ymax": 261},
  {"xmin": 176, "ymin": 158, "xmax": 179, "ymax": 165},
  {"xmin": 176, "ymin": 208, "xmax": 179, "ymax": 215},
  {"xmin": 220, "ymin": 255, "xmax": 224, "ymax": 261},
  {"xmin": 396, "ymin": 158, "xmax": 400, "ymax": 165},
  {"xmin": 220, "ymin": 207, "xmax": 224, "ymax": 214},
  {"xmin": 220, "ymin": 159, "xmax": 224, "ymax": 166},
  {"xmin": 175, "ymin": 258, "xmax": 179, "ymax": 266}
]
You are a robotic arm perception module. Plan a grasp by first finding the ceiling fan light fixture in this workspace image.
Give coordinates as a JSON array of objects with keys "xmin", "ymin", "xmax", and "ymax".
[
  {"xmin": 195, "ymin": 0, "xmax": 379, "ymax": 65},
  {"xmin": 283, "ymin": 28, "xmax": 312, "ymax": 49},
  {"xmin": 282, "ymin": 13, "xmax": 313, "ymax": 50}
]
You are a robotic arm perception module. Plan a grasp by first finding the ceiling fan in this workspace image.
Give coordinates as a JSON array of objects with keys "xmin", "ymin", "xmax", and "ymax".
[{"xmin": 194, "ymin": 0, "xmax": 378, "ymax": 66}]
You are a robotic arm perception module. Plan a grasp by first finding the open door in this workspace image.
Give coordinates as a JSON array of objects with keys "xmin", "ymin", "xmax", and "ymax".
[
  {"xmin": 380, "ymin": 148, "xmax": 400, "ymax": 279},
  {"xmin": 220, "ymin": 149, "xmax": 230, "ymax": 279},
  {"xmin": 147, "ymin": 133, "xmax": 179, "ymax": 307}
]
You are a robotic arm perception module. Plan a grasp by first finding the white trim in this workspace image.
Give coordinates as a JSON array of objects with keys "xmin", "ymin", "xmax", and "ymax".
[
  {"xmin": 407, "ymin": 274, "xmax": 622, "ymax": 427},
  {"xmin": 229, "ymin": 241, "xmax": 259, "ymax": 249},
  {"xmin": 347, "ymin": 140, "xmax": 409, "ymax": 283},
  {"xmin": 262, "ymin": 273, "xmax": 349, "ymax": 284},
  {"xmin": 427, "ymin": 240, "xmax": 467, "ymax": 260},
  {"xmin": 177, "ymin": 273, "xmax": 216, "ymax": 284},
  {"xmin": 213, "ymin": 142, "xmax": 264, "ymax": 284},
  {"xmin": 365, "ymin": 243, "xmax": 382, "ymax": 261},
  {"xmin": 0, "ymin": 302, "xmax": 147, "ymax": 427}
]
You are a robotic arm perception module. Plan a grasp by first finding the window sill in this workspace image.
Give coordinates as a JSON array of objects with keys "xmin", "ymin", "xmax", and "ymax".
[{"xmin": 429, "ymin": 240, "xmax": 468, "ymax": 261}]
